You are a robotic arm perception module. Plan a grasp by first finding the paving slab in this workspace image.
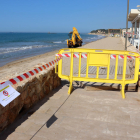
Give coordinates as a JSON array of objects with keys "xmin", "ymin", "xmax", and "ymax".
[
  {"xmin": 6, "ymin": 132, "xmax": 32, "ymax": 140},
  {"xmin": 1, "ymin": 83, "xmax": 140, "ymax": 140}
]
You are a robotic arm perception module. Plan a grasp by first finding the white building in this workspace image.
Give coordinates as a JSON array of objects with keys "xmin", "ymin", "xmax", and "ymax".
[{"xmin": 128, "ymin": 5, "xmax": 140, "ymax": 50}]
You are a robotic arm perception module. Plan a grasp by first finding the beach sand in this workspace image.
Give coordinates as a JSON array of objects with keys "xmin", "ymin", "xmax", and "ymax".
[{"xmin": 0, "ymin": 37, "xmax": 125, "ymax": 83}]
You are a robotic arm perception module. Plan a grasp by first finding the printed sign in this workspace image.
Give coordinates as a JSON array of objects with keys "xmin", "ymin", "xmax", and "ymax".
[{"xmin": 0, "ymin": 83, "xmax": 20, "ymax": 107}]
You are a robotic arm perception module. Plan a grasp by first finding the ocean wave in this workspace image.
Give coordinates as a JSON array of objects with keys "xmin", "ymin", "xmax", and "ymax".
[
  {"xmin": 97, "ymin": 35, "xmax": 104, "ymax": 38},
  {"xmin": 83, "ymin": 35, "xmax": 105, "ymax": 43},
  {"xmin": 89, "ymin": 36, "xmax": 104, "ymax": 40},
  {"xmin": 53, "ymin": 41, "xmax": 62, "ymax": 43},
  {"xmin": 0, "ymin": 45, "xmax": 49, "ymax": 54}
]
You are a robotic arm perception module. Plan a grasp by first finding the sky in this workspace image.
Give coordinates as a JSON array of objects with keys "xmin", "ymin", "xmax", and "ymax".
[{"xmin": 0, "ymin": 0, "xmax": 139, "ymax": 33}]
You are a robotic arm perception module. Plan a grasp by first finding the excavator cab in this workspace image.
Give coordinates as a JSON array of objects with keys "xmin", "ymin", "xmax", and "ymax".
[{"xmin": 67, "ymin": 27, "xmax": 83, "ymax": 48}]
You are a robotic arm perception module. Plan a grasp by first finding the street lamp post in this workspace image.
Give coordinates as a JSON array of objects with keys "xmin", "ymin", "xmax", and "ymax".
[{"xmin": 125, "ymin": 0, "xmax": 129, "ymax": 50}]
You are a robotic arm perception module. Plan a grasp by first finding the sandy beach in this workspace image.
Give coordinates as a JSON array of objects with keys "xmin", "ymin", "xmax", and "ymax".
[{"xmin": 0, "ymin": 37, "xmax": 125, "ymax": 83}]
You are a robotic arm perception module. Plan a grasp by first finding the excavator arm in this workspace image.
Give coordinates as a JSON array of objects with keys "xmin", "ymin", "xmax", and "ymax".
[
  {"xmin": 72, "ymin": 27, "xmax": 82, "ymax": 45},
  {"xmin": 67, "ymin": 27, "xmax": 82, "ymax": 48}
]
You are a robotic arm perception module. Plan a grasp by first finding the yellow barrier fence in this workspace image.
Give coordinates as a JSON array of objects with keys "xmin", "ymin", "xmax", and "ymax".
[{"xmin": 55, "ymin": 48, "xmax": 140, "ymax": 99}]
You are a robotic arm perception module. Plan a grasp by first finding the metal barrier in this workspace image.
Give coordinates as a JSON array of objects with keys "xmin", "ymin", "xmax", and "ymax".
[{"xmin": 55, "ymin": 48, "xmax": 140, "ymax": 99}]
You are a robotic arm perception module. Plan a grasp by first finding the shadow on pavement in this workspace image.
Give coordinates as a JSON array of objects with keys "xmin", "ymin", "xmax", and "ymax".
[{"xmin": 0, "ymin": 80, "xmax": 69, "ymax": 140}]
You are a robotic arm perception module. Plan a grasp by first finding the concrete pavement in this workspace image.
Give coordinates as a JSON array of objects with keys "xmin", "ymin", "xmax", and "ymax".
[{"xmin": 1, "ymin": 81, "xmax": 140, "ymax": 140}]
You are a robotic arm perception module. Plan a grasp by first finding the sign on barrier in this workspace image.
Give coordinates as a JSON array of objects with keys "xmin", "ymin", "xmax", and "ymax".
[
  {"xmin": 56, "ymin": 48, "xmax": 140, "ymax": 99},
  {"xmin": 0, "ymin": 83, "xmax": 20, "ymax": 107}
]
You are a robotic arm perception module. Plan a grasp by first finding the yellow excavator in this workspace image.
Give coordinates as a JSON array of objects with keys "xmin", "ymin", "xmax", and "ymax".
[{"xmin": 67, "ymin": 27, "xmax": 83, "ymax": 48}]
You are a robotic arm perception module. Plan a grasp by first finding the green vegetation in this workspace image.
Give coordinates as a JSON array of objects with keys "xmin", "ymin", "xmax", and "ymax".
[
  {"xmin": 90, "ymin": 29, "xmax": 108, "ymax": 34},
  {"xmin": 90, "ymin": 29, "xmax": 121, "ymax": 34}
]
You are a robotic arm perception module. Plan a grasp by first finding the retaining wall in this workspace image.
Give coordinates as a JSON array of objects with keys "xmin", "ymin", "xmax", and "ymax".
[{"xmin": 0, "ymin": 67, "xmax": 61, "ymax": 132}]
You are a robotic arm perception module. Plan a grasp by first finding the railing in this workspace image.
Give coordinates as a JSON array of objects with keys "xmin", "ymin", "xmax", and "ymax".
[{"xmin": 55, "ymin": 48, "xmax": 140, "ymax": 99}]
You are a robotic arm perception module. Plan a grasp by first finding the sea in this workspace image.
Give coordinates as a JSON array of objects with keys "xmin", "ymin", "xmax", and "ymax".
[{"xmin": 0, "ymin": 33, "xmax": 105, "ymax": 67}]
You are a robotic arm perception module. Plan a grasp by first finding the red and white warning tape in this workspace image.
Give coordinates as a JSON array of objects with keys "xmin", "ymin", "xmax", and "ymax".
[
  {"xmin": 0, "ymin": 57, "xmax": 62, "ymax": 86},
  {"xmin": 56, "ymin": 54, "xmax": 139, "ymax": 59},
  {"xmin": 56, "ymin": 54, "xmax": 87, "ymax": 58}
]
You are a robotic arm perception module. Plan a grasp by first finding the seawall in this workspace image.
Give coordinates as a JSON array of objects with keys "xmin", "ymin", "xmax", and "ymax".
[{"xmin": 0, "ymin": 66, "xmax": 61, "ymax": 132}]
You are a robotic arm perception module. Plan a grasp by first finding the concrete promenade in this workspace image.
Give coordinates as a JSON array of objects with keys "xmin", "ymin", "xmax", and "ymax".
[
  {"xmin": 2, "ymin": 83, "xmax": 140, "ymax": 140},
  {"xmin": 1, "ymin": 37, "xmax": 140, "ymax": 140}
]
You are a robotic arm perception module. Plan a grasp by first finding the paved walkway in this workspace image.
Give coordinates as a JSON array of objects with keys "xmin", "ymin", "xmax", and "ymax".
[
  {"xmin": 2, "ymin": 82, "xmax": 140, "ymax": 140},
  {"xmin": 1, "ymin": 37, "xmax": 140, "ymax": 140}
]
